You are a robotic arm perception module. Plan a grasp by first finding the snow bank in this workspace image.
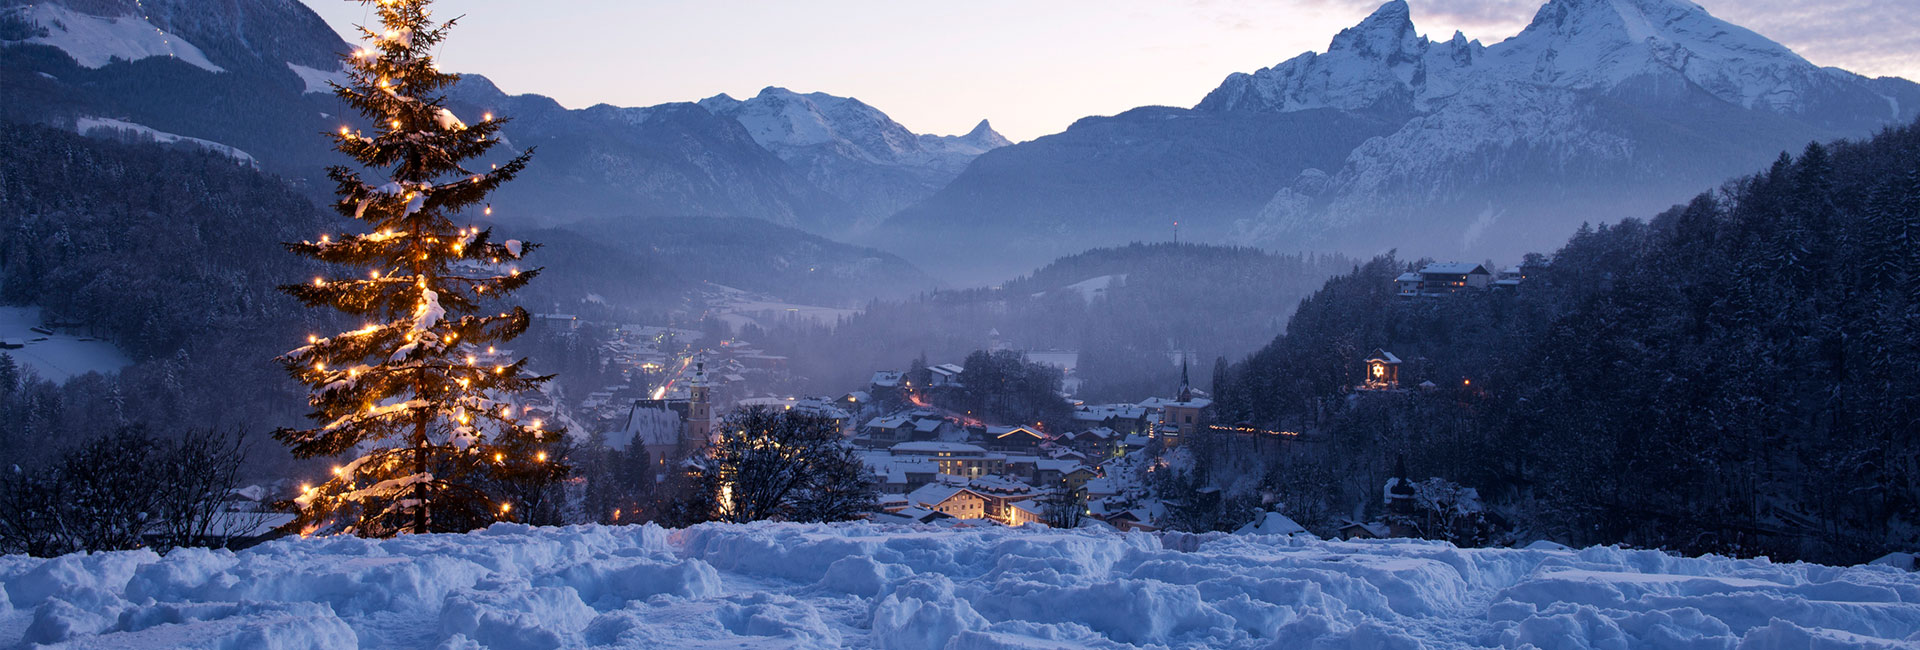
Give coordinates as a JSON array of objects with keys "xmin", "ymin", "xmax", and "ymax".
[{"xmin": 3, "ymin": 522, "xmax": 1918, "ymax": 648}]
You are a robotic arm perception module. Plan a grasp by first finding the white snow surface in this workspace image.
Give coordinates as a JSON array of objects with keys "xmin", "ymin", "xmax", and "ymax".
[
  {"xmin": 6, "ymin": 4, "xmax": 223, "ymax": 73},
  {"xmin": 0, "ymin": 306, "xmax": 131, "ymax": 382},
  {"xmin": 75, "ymin": 117, "xmax": 258, "ymax": 166},
  {"xmin": 4, "ymin": 522, "xmax": 1918, "ymax": 649},
  {"xmin": 287, "ymin": 63, "xmax": 350, "ymax": 95}
]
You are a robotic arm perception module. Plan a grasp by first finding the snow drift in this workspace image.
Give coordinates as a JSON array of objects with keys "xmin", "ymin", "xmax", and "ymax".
[{"xmin": 2, "ymin": 522, "xmax": 1917, "ymax": 648}]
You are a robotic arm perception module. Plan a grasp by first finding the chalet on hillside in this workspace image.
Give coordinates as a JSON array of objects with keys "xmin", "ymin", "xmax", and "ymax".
[
  {"xmin": 926, "ymin": 363, "xmax": 965, "ymax": 387},
  {"xmin": 1423, "ymin": 262, "xmax": 1492, "ymax": 293}
]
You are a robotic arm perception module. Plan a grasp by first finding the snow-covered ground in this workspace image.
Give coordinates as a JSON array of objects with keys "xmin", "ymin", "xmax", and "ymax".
[
  {"xmin": 75, "ymin": 117, "xmax": 258, "ymax": 167},
  {"xmin": 4, "ymin": 522, "xmax": 1917, "ymax": 649},
  {"xmin": 0, "ymin": 307, "xmax": 131, "ymax": 382},
  {"xmin": 6, "ymin": 4, "xmax": 224, "ymax": 73}
]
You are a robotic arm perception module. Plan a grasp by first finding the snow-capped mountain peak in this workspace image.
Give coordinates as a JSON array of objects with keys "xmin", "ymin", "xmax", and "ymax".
[
  {"xmin": 1325, "ymin": 0, "xmax": 1424, "ymax": 63},
  {"xmin": 1490, "ymin": 0, "xmax": 1823, "ymax": 112},
  {"xmin": 1197, "ymin": 0, "xmax": 1485, "ymax": 114},
  {"xmin": 699, "ymin": 87, "xmax": 1008, "ymax": 228}
]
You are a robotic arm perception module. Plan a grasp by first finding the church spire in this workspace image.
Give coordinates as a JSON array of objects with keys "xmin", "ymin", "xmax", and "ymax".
[{"xmin": 1178, "ymin": 358, "xmax": 1193, "ymax": 402}]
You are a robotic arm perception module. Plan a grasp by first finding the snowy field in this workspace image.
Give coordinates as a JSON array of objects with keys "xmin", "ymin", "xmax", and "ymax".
[
  {"xmin": 0, "ymin": 307, "xmax": 131, "ymax": 382},
  {"xmin": 4, "ymin": 523, "xmax": 1918, "ymax": 649}
]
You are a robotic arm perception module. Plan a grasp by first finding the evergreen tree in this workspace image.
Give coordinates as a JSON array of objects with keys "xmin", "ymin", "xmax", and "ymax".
[{"xmin": 274, "ymin": 0, "xmax": 565, "ymax": 537}]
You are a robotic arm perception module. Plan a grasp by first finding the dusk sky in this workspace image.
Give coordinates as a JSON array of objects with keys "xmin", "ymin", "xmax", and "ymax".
[{"xmin": 298, "ymin": 0, "xmax": 1920, "ymax": 142}]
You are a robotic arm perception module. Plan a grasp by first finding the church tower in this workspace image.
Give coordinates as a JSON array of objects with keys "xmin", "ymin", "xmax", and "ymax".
[
  {"xmin": 1177, "ymin": 358, "xmax": 1193, "ymax": 402},
  {"xmin": 687, "ymin": 356, "xmax": 714, "ymax": 444}
]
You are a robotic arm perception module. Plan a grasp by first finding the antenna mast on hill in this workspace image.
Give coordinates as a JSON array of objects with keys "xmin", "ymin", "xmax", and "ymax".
[{"xmin": 1173, "ymin": 220, "xmax": 1180, "ymax": 244}]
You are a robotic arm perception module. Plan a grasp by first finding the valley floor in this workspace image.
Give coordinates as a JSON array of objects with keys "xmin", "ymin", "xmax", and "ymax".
[{"xmin": 2, "ymin": 522, "xmax": 1916, "ymax": 649}]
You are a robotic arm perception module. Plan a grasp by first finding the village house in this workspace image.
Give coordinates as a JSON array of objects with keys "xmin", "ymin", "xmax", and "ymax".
[
  {"xmin": 903, "ymin": 482, "xmax": 991, "ymax": 520},
  {"xmin": 1396, "ymin": 271, "xmax": 1424, "ymax": 297},
  {"xmin": 1070, "ymin": 403, "xmax": 1150, "ymax": 435},
  {"xmin": 890, "ymin": 441, "xmax": 1006, "ymax": 478},
  {"xmin": 926, "ymin": 363, "xmax": 965, "ymax": 388},
  {"xmin": 985, "ymin": 425, "xmax": 1046, "ymax": 452},
  {"xmin": 861, "ymin": 415, "xmax": 915, "ymax": 447},
  {"xmin": 1407, "ymin": 262, "xmax": 1494, "ymax": 296},
  {"xmin": 1493, "ymin": 265, "xmax": 1526, "ymax": 289},
  {"xmin": 1055, "ymin": 427, "xmax": 1119, "ymax": 459}
]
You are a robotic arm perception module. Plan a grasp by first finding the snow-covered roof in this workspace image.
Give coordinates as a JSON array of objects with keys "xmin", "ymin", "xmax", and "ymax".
[
  {"xmin": 617, "ymin": 405, "xmax": 682, "ymax": 449},
  {"xmin": 865, "ymin": 415, "xmax": 912, "ymax": 429},
  {"xmin": 1063, "ymin": 427, "xmax": 1116, "ymax": 441},
  {"xmin": 1395, "ymin": 272, "xmax": 1423, "ymax": 282},
  {"xmin": 1235, "ymin": 511, "xmax": 1308, "ymax": 536},
  {"xmin": 906, "ymin": 483, "xmax": 990, "ymax": 509},
  {"xmin": 1139, "ymin": 396, "xmax": 1213, "ymax": 410},
  {"xmin": 1035, "ymin": 459, "xmax": 1086, "ymax": 474},
  {"xmin": 988, "ymin": 425, "xmax": 1044, "ymax": 439},
  {"xmin": 892, "ymin": 441, "xmax": 987, "ymax": 454},
  {"xmin": 871, "ymin": 371, "xmax": 902, "ymax": 387},
  {"xmin": 968, "ymin": 475, "xmax": 1033, "ymax": 494},
  {"xmin": 1366, "ymin": 349, "xmax": 1402, "ymax": 364},
  {"xmin": 1074, "ymin": 404, "xmax": 1147, "ymax": 421},
  {"xmin": 1420, "ymin": 262, "xmax": 1490, "ymax": 275}
]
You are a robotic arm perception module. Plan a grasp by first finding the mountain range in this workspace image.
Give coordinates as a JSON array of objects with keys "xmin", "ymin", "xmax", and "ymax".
[
  {"xmin": 0, "ymin": 0, "xmax": 1006, "ymax": 240},
  {"xmin": 3, "ymin": 0, "xmax": 1917, "ymax": 287},
  {"xmin": 873, "ymin": 0, "xmax": 1920, "ymax": 281}
]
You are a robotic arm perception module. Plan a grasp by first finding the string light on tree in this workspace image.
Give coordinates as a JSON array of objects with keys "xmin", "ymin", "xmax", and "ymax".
[{"xmin": 271, "ymin": 0, "xmax": 567, "ymax": 538}]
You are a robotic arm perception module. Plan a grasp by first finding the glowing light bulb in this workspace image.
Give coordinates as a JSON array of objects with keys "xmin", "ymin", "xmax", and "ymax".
[
  {"xmin": 390, "ymin": 120, "xmax": 401, "ymax": 129},
  {"xmin": 494, "ymin": 453, "xmax": 503, "ymax": 463},
  {"xmin": 483, "ymin": 113, "xmax": 492, "ymax": 121},
  {"xmin": 500, "ymin": 503, "xmax": 512, "ymax": 514},
  {"xmin": 331, "ymin": 466, "xmax": 342, "ymax": 476},
  {"xmin": 536, "ymin": 451, "xmax": 547, "ymax": 462},
  {"xmin": 313, "ymin": 277, "xmax": 325, "ymax": 286},
  {"xmin": 339, "ymin": 126, "xmax": 350, "ymax": 136}
]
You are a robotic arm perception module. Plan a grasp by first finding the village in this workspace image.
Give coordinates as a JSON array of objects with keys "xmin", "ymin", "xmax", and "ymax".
[{"xmin": 564, "ymin": 260, "xmax": 1530, "ymax": 536}]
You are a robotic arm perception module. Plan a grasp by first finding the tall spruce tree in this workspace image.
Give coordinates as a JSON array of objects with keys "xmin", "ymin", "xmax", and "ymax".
[{"xmin": 275, "ymin": 0, "xmax": 565, "ymax": 537}]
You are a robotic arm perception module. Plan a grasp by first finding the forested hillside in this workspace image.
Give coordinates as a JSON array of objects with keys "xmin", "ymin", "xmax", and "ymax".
[
  {"xmin": 0, "ymin": 122, "xmax": 332, "ymax": 468},
  {"xmin": 1210, "ymin": 118, "xmax": 1920, "ymax": 564},
  {"xmin": 758, "ymin": 243, "xmax": 1353, "ymax": 401}
]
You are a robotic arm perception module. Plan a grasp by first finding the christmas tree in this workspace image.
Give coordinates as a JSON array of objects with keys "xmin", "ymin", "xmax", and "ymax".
[{"xmin": 275, "ymin": 0, "xmax": 565, "ymax": 537}]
